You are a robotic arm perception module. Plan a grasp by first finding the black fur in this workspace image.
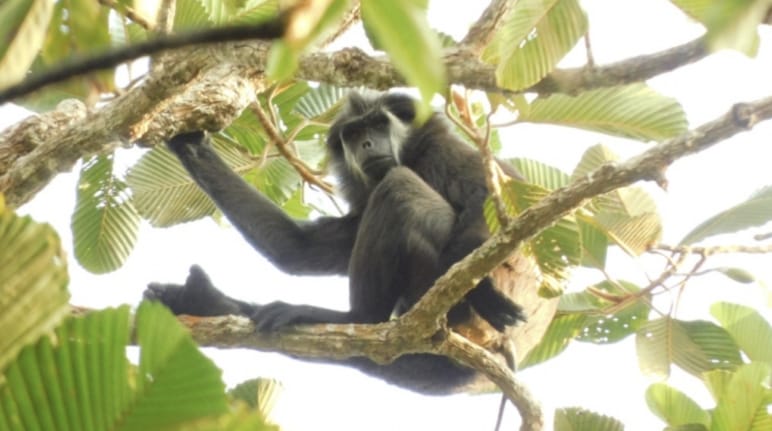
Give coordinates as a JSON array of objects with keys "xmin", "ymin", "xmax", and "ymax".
[{"xmin": 145, "ymin": 92, "xmax": 525, "ymax": 394}]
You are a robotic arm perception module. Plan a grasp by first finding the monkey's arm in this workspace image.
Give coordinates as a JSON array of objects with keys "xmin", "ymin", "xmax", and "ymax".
[
  {"xmin": 441, "ymin": 174, "xmax": 526, "ymax": 330},
  {"xmin": 168, "ymin": 131, "xmax": 357, "ymax": 276}
]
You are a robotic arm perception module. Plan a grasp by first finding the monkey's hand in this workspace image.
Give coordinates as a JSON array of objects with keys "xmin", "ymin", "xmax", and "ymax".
[
  {"xmin": 144, "ymin": 265, "xmax": 245, "ymax": 316},
  {"xmin": 166, "ymin": 131, "xmax": 206, "ymax": 155},
  {"xmin": 466, "ymin": 277, "xmax": 526, "ymax": 331}
]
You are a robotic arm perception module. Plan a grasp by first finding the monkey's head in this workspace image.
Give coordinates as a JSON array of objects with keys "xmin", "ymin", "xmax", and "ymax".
[{"xmin": 327, "ymin": 92, "xmax": 417, "ymax": 207}]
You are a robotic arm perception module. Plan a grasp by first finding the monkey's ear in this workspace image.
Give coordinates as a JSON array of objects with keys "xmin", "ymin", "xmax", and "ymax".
[{"xmin": 383, "ymin": 93, "xmax": 416, "ymax": 123}]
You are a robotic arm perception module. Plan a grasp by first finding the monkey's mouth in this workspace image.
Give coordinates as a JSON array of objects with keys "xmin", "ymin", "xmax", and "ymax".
[{"xmin": 362, "ymin": 157, "xmax": 397, "ymax": 181}]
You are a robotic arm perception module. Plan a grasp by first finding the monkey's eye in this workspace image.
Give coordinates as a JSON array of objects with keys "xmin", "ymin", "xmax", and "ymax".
[
  {"xmin": 371, "ymin": 114, "xmax": 389, "ymax": 129},
  {"xmin": 340, "ymin": 123, "xmax": 364, "ymax": 143}
]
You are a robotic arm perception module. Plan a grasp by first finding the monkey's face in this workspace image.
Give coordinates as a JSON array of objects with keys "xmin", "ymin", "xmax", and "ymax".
[{"xmin": 339, "ymin": 110, "xmax": 405, "ymax": 182}]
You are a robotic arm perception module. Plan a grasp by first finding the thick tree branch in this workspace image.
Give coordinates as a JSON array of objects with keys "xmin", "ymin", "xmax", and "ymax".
[{"xmin": 296, "ymin": 35, "xmax": 709, "ymax": 95}]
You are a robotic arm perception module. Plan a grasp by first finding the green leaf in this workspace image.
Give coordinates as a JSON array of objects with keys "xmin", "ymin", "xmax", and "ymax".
[
  {"xmin": 200, "ymin": 0, "xmax": 228, "ymax": 24},
  {"xmin": 72, "ymin": 155, "xmax": 140, "ymax": 274},
  {"xmin": 714, "ymin": 267, "xmax": 757, "ymax": 284},
  {"xmin": 229, "ymin": 378, "xmax": 283, "ymax": 418},
  {"xmin": 174, "ymin": 0, "xmax": 213, "ymax": 28},
  {"xmin": 554, "ymin": 407, "xmax": 624, "ymax": 431},
  {"xmin": 636, "ymin": 317, "xmax": 743, "ymax": 379},
  {"xmin": 0, "ymin": 199, "xmax": 69, "ymax": 372},
  {"xmin": 294, "ymin": 83, "xmax": 351, "ymax": 121},
  {"xmin": 243, "ymin": 156, "xmax": 301, "ymax": 204},
  {"xmin": 572, "ymin": 281, "xmax": 651, "ymax": 344},
  {"xmin": 0, "ymin": 0, "xmax": 53, "ymax": 89},
  {"xmin": 670, "ymin": 0, "xmax": 768, "ymax": 55},
  {"xmin": 361, "ymin": 0, "xmax": 445, "ymax": 112},
  {"xmin": 0, "ymin": 304, "xmax": 248, "ymax": 430},
  {"xmin": 711, "ymin": 363, "xmax": 772, "ymax": 431},
  {"xmin": 679, "ymin": 186, "xmax": 772, "ymax": 245},
  {"xmin": 495, "ymin": 180, "xmax": 581, "ymax": 296},
  {"xmin": 593, "ymin": 208, "xmax": 662, "ymax": 255},
  {"xmin": 646, "ymin": 383, "xmax": 710, "ymax": 428},
  {"xmin": 580, "ymin": 164, "xmax": 663, "ymax": 256},
  {"xmin": 520, "ymin": 314, "xmax": 585, "ymax": 369},
  {"xmin": 486, "ymin": 0, "xmax": 587, "ymax": 91},
  {"xmin": 570, "ymin": 144, "xmax": 619, "ymax": 181},
  {"xmin": 711, "ymin": 302, "xmax": 772, "ymax": 363},
  {"xmin": 127, "ymin": 145, "xmax": 217, "ymax": 227},
  {"xmin": 232, "ymin": 0, "xmax": 280, "ymax": 24},
  {"xmin": 578, "ymin": 220, "xmax": 607, "ymax": 268},
  {"xmin": 266, "ymin": 40, "xmax": 299, "ymax": 82},
  {"xmin": 0, "ymin": 307, "xmax": 131, "ymax": 431},
  {"xmin": 127, "ymin": 302, "xmax": 228, "ymax": 429},
  {"xmin": 511, "ymin": 158, "xmax": 570, "ymax": 190},
  {"xmin": 520, "ymin": 84, "xmax": 688, "ymax": 141}
]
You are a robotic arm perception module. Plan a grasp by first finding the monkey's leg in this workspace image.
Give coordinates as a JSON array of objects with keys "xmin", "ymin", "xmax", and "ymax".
[{"xmin": 348, "ymin": 166, "xmax": 457, "ymax": 319}]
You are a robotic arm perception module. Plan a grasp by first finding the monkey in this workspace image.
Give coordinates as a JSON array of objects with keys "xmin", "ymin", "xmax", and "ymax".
[{"xmin": 145, "ymin": 91, "xmax": 528, "ymax": 394}]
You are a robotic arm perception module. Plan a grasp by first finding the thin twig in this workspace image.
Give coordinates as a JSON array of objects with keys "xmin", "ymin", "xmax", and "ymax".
[
  {"xmin": 654, "ymin": 243, "xmax": 772, "ymax": 255},
  {"xmin": 251, "ymin": 102, "xmax": 333, "ymax": 193}
]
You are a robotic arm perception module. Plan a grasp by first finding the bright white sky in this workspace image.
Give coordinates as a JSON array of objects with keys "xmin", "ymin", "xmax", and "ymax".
[{"xmin": 4, "ymin": 1, "xmax": 772, "ymax": 430}]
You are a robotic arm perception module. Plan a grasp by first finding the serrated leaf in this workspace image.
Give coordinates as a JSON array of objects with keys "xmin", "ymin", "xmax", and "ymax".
[
  {"xmin": 72, "ymin": 155, "xmax": 140, "ymax": 274},
  {"xmin": 636, "ymin": 317, "xmax": 743, "ymax": 379},
  {"xmin": 0, "ymin": 307, "xmax": 131, "ymax": 431},
  {"xmin": 229, "ymin": 378, "xmax": 283, "ymax": 418},
  {"xmin": 520, "ymin": 84, "xmax": 688, "ymax": 141},
  {"xmin": 232, "ymin": 0, "xmax": 279, "ymax": 24},
  {"xmin": 594, "ymin": 210, "xmax": 662, "ymax": 255},
  {"xmin": 646, "ymin": 383, "xmax": 710, "ymax": 428},
  {"xmin": 578, "ymin": 220, "xmax": 607, "ymax": 268},
  {"xmin": 589, "ymin": 186, "xmax": 662, "ymax": 256},
  {"xmin": 0, "ymin": 0, "xmax": 53, "ymax": 89},
  {"xmin": 361, "ymin": 0, "xmax": 445, "ymax": 112},
  {"xmin": 127, "ymin": 145, "xmax": 216, "ymax": 227},
  {"xmin": 244, "ymin": 156, "xmax": 301, "ymax": 204},
  {"xmin": 0, "ymin": 304, "xmax": 244, "ymax": 430},
  {"xmin": 511, "ymin": 158, "xmax": 570, "ymax": 190},
  {"xmin": 679, "ymin": 186, "xmax": 772, "ymax": 245},
  {"xmin": 554, "ymin": 407, "xmax": 624, "ymax": 431},
  {"xmin": 127, "ymin": 302, "xmax": 228, "ymax": 429},
  {"xmin": 711, "ymin": 302, "xmax": 772, "ymax": 363},
  {"xmin": 487, "ymin": 0, "xmax": 587, "ymax": 91},
  {"xmin": 200, "ymin": 0, "xmax": 228, "ymax": 24},
  {"xmin": 0, "ymin": 202, "xmax": 69, "ymax": 372},
  {"xmin": 497, "ymin": 180, "xmax": 581, "ymax": 296},
  {"xmin": 570, "ymin": 144, "xmax": 619, "ymax": 181},
  {"xmin": 520, "ymin": 314, "xmax": 585, "ymax": 369},
  {"xmin": 711, "ymin": 362, "xmax": 772, "ymax": 431},
  {"xmin": 294, "ymin": 84, "xmax": 350, "ymax": 121},
  {"xmin": 573, "ymin": 280, "xmax": 651, "ymax": 344},
  {"xmin": 174, "ymin": 0, "xmax": 212, "ymax": 29}
]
